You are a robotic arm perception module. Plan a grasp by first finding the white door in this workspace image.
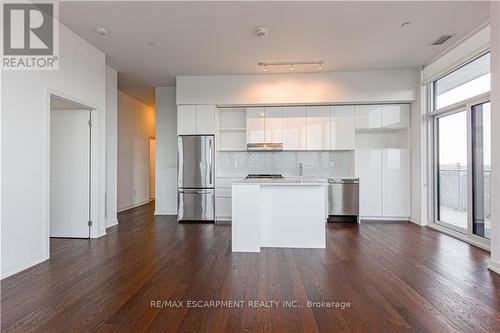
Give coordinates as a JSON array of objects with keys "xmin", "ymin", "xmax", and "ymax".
[
  {"xmin": 282, "ymin": 106, "xmax": 306, "ymax": 150},
  {"xmin": 306, "ymin": 106, "xmax": 330, "ymax": 150},
  {"xmin": 330, "ymin": 105, "xmax": 355, "ymax": 149},
  {"xmin": 177, "ymin": 105, "xmax": 197, "ymax": 135},
  {"xmin": 381, "ymin": 104, "xmax": 410, "ymax": 129},
  {"xmin": 355, "ymin": 105, "xmax": 382, "ymax": 129},
  {"xmin": 196, "ymin": 104, "xmax": 216, "ymax": 134},
  {"xmin": 382, "ymin": 149, "xmax": 410, "ymax": 217},
  {"xmin": 246, "ymin": 107, "xmax": 265, "ymax": 143},
  {"xmin": 355, "ymin": 149, "xmax": 382, "ymax": 217},
  {"xmin": 264, "ymin": 107, "xmax": 283, "ymax": 143},
  {"xmin": 50, "ymin": 109, "xmax": 91, "ymax": 238}
]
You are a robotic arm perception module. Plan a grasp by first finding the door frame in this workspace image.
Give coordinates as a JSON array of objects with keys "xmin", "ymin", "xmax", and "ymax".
[{"xmin": 46, "ymin": 89, "xmax": 99, "ymax": 252}]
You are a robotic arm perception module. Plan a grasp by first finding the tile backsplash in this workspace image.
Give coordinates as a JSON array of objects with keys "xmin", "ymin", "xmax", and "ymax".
[{"xmin": 217, "ymin": 151, "xmax": 354, "ymax": 178}]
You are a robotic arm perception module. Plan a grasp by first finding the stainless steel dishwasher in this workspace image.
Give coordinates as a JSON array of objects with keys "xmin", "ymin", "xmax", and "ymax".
[{"xmin": 328, "ymin": 178, "xmax": 360, "ymax": 223}]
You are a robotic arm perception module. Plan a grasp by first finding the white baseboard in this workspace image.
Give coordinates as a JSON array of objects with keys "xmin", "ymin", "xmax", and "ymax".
[
  {"xmin": 154, "ymin": 208, "xmax": 177, "ymax": 215},
  {"xmin": 117, "ymin": 199, "xmax": 150, "ymax": 213},
  {"xmin": 361, "ymin": 216, "xmax": 410, "ymax": 222},
  {"xmin": 488, "ymin": 259, "xmax": 500, "ymax": 275},
  {"xmin": 105, "ymin": 218, "xmax": 118, "ymax": 228},
  {"xmin": 1, "ymin": 252, "xmax": 49, "ymax": 280}
]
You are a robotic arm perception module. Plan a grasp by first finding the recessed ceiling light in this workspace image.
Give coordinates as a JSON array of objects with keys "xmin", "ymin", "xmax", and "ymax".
[
  {"xmin": 401, "ymin": 21, "xmax": 410, "ymax": 28},
  {"xmin": 96, "ymin": 27, "xmax": 109, "ymax": 36}
]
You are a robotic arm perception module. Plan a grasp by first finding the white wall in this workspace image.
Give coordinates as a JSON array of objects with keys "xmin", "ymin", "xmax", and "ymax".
[
  {"xmin": 177, "ymin": 69, "xmax": 418, "ymax": 105},
  {"xmin": 489, "ymin": 2, "xmax": 500, "ymax": 274},
  {"xmin": 105, "ymin": 66, "xmax": 118, "ymax": 228},
  {"xmin": 154, "ymin": 87, "xmax": 177, "ymax": 215},
  {"xmin": 117, "ymin": 91, "xmax": 155, "ymax": 212},
  {"xmin": 1, "ymin": 23, "xmax": 106, "ymax": 279}
]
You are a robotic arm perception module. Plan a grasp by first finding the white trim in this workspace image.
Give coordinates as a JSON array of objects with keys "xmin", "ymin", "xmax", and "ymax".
[
  {"xmin": 409, "ymin": 217, "xmax": 422, "ymax": 226},
  {"xmin": 118, "ymin": 199, "xmax": 150, "ymax": 213},
  {"xmin": 427, "ymin": 222, "xmax": 490, "ymax": 251},
  {"xmin": 360, "ymin": 217, "xmax": 410, "ymax": 222},
  {"xmin": 1, "ymin": 252, "xmax": 49, "ymax": 280},
  {"xmin": 487, "ymin": 259, "xmax": 500, "ymax": 275},
  {"xmin": 154, "ymin": 209, "xmax": 177, "ymax": 215},
  {"xmin": 105, "ymin": 218, "xmax": 118, "ymax": 228}
]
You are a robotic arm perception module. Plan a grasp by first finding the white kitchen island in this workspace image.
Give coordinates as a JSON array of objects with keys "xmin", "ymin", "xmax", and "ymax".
[{"xmin": 231, "ymin": 178, "xmax": 328, "ymax": 252}]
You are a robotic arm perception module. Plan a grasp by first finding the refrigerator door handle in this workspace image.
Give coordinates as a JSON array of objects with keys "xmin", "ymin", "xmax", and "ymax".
[{"xmin": 209, "ymin": 138, "xmax": 213, "ymax": 186}]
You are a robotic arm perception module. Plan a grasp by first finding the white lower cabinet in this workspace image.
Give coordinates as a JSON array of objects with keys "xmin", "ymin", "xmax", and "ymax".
[
  {"xmin": 355, "ymin": 149, "xmax": 383, "ymax": 217},
  {"xmin": 215, "ymin": 177, "xmax": 240, "ymax": 221},
  {"xmin": 382, "ymin": 149, "xmax": 410, "ymax": 217},
  {"xmin": 355, "ymin": 148, "xmax": 410, "ymax": 218},
  {"xmin": 215, "ymin": 197, "xmax": 231, "ymax": 220}
]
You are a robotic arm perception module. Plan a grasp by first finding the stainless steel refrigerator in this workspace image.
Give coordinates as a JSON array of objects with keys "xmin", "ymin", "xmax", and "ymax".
[{"xmin": 177, "ymin": 135, "xmax": 215, "ymax": 222}]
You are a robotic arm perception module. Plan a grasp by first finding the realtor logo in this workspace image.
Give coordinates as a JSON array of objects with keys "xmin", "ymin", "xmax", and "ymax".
[{"xmin": 2, "ymin": 1, "xmax": 59, "ymax": 70}]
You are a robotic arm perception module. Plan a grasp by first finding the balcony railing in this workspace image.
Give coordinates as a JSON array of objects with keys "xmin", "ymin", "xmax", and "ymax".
[{"xmin": 439, "ymin": 169, "xmax": 491, "ymax": 218}]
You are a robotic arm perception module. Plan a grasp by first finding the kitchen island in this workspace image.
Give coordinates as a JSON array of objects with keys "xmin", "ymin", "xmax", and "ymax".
[{"xmin": 231, "ymin": 178, "xmax": 328, "ymax": 252}]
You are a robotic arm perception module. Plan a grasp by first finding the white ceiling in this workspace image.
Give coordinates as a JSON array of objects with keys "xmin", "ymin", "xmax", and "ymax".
[{"xmin": 59, "ymin": 1, "xmax": 490, "ymax": 106}]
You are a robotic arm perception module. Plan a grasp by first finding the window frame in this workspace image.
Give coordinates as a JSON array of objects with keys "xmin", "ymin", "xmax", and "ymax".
[{"xmin": 431, "ymin": 51, "xmax": 491, "ymax": 112}]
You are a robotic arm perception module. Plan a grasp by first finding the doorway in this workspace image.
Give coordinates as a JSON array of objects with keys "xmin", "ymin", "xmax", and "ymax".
[
  {"xmin": 149, "ymin": 138, "xmax": 156, "ymax": 201},
  {"xmin": 50, "ymin": 95, "xmax": 93, "ymax": 238}
]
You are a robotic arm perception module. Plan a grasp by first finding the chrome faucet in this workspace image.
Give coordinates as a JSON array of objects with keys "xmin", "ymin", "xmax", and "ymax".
[{"xmin": 299, "ymin": 163, "xmax": 303, "ymax": 177}]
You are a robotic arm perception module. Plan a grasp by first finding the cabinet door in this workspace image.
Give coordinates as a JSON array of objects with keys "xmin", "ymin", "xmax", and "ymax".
[
  {"xmin": 355, "ymin": 105, "xmax": 381, "ymax": 129},
  {"xmin": 355, "ymin": 149, "xmax": 382, "ymax": 217},
  {"xmin": 282, "ymin": 106, "xmax": 306, "ymax": 150},
  {"xmin": 246, "ymin": 107, "xmax": 265, "ymax": 144},
  {"xmin": 264, "ymin": 107, "xmax": 283, "ymax": 143},
  {"xmin": 196, "ymin": 104, "xmax": 216, "ymax": 134},
  {"xmin": 381, "ymin": 104, "xmax": 410, "ymax": 129},
  {"xmin": 382, "ymin": 149, "xmax": 410, "ymax": 217},
  {"xmin": 330, "ymin": 105, "xmax": 355, "ymax": 149},
  {"xmin": 177, "ymin": 105, "xmax": 197, "ymax": 135},
  {"xmin": 306, "ymin": 106, "xmax": 330, "ymax": 150}
]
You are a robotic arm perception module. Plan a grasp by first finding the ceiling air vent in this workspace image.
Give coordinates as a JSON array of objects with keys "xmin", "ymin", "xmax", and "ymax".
[{"xmin": 431, "ymin": 34, "xmax": 454, "ymax": 46}]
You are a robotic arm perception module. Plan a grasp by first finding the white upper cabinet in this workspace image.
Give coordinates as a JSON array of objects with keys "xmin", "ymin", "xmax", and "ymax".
[
  {"xmin": 306, "ymin": 106, "xmax": 330, "ymax": 150},
  {"xmin": 246, "ymin": 107, "xmax": 265, "ymax": 143},
  {"xmin": 330, "ymin": 105, "xmax": 355, "ymax": 150},
  {"xmin": 355, "ymin": 105, "xmax": 382, "ymax": 129},
  {"xmin": 177, "ymin": 105, "xmax": 197, "ymax": 135},
  {"xmin": 282, "ymin": 106, "xmax": 307, "ymax": 150},
  {"xmin": 177, "ymin": 104, "xmax": 215, "ymax": 135},
  {"xmin": 381, "ymin": 104, "xmax": 410, "ymax": 129},
  {"xmin": 382, "ymin": 149, "xmax": 410, "ymax": 217},
  {"xmin": 264, "ymin": 107, "xmax": 283, "ymax": 143},
  {"xmin": 355, "ymin": 104, "xmax": 410, "ymax": 130},
  {"xmin": 196, "ymin": 104, "xmax": 216, "ymax": 134},
  {"xmin": 355, "ymin": 149, "xmax": 383, "ymax": 217}
]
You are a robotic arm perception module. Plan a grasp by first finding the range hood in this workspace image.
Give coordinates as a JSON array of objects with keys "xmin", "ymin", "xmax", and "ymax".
[{"xmin": 247, "ymin": 143, "xmax": 283, "ymax": 151}]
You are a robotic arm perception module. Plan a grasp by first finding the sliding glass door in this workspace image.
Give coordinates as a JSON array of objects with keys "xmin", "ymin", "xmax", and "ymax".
[
  {"xmin": 471, "ymin": 102, "xmax": 491, "ymax": 239},
  {"xmin": 431, "ymin": 52, "xmax": 491, "ymax": 245},
  {"xmin": 436, "ymin": 110, "xmax": 468, "ymax": 232}
]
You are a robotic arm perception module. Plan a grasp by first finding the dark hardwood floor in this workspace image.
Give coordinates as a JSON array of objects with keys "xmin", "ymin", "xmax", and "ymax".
[{"xmin": 2, "ymin": 202, "xmax": 499, "ymax": 332}]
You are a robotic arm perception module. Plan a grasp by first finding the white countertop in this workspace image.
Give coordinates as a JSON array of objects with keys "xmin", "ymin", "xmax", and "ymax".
[{"xmin": 232, "ymin": 177, "xmax": 328, "ymax": 185}]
